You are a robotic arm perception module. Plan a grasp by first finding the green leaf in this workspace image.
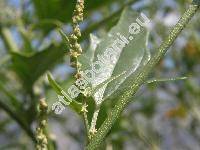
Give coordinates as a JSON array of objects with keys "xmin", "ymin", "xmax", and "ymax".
[
  {"xmin": 91, "ymin": 71, "xmax": 126, "ymax": 97},
  {"xmin": 47, "ymin": 72, "xmax": 82, "ymax": 114},
  {"xmin": 32, "ymin": 0, "xmax": 116, "ymax": 33},
  {"xmin": 58, "ymin": 29, "xmax": 70, "ymax": 50},
  {"xmin": 79, "ymin": 7, "xmax": 150, "ymax": 105},
  {"xmin": 10, "ymin": 43, "xmax": 66, "ymax": 91},
  {"xmin": 79, "ymin": 34, "xmax": 101, "ymax": 71}
]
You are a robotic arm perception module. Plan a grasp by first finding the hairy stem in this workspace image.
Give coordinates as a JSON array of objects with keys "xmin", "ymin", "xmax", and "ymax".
[
  {"xmin": 82, "ymin": 101, "xmax": 90, "ymax": 140},
  {"xmin": 86, "ymin": 2, "xmax": 200, "ymax": 149},
  {"xmin": 89, "ymin": 106, "xmax": 100, "ymax": 140}
]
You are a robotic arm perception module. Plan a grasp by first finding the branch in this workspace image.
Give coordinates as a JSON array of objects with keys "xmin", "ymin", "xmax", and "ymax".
[{"xmin": 86, "ymin": 2, "xmax": 200, "ymax": 149}]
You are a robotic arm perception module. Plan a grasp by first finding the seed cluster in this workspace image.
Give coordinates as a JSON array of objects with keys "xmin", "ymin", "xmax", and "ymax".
[
  {"xmin": 36, "ymin": 99, "xmax": 48, "ymax": 150},
  {"xmin": 69, "ymin": 0, "xmax": 85, "ymax": 77}
]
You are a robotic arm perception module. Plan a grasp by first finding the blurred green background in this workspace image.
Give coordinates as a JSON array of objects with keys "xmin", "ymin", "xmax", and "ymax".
[{"xmin": 0, "ymin": 0, "xmax": 200, "ymax": 149}]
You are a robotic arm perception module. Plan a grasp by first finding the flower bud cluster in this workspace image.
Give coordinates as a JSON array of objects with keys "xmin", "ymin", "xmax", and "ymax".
[
  {"xmin": 69, "ymin": 0, "xmax": 85, "ymax": 76},
  {"xmin": 36, "ymin": 99, "xmax": 48, "ymax": 150}
]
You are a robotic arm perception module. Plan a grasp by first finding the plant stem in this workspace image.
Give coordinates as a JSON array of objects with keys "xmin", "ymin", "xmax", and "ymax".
[
  {"xmin": 82, "ymin": 101, "xmax": 90, "ymax": 139},
  {"xmin": 86, "ymin": 2, "xmax": 200, "ymax": 149},
  {"xmin": 88, "ymin": 106, "xmax": 100, "ymax": 139}
]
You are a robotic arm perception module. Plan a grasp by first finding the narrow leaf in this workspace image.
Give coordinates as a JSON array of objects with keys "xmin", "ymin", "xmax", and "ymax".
[
  {"xmin": 58, "ymin": 29, "xmax": 70, "ymax": 49},
  {"xmin": 47, "ymin": 72, "xmax": 82, "ymax": 113},
  {"xmin": 146, "ymin": 77, "xmax": 187, "ymax": 84}
]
